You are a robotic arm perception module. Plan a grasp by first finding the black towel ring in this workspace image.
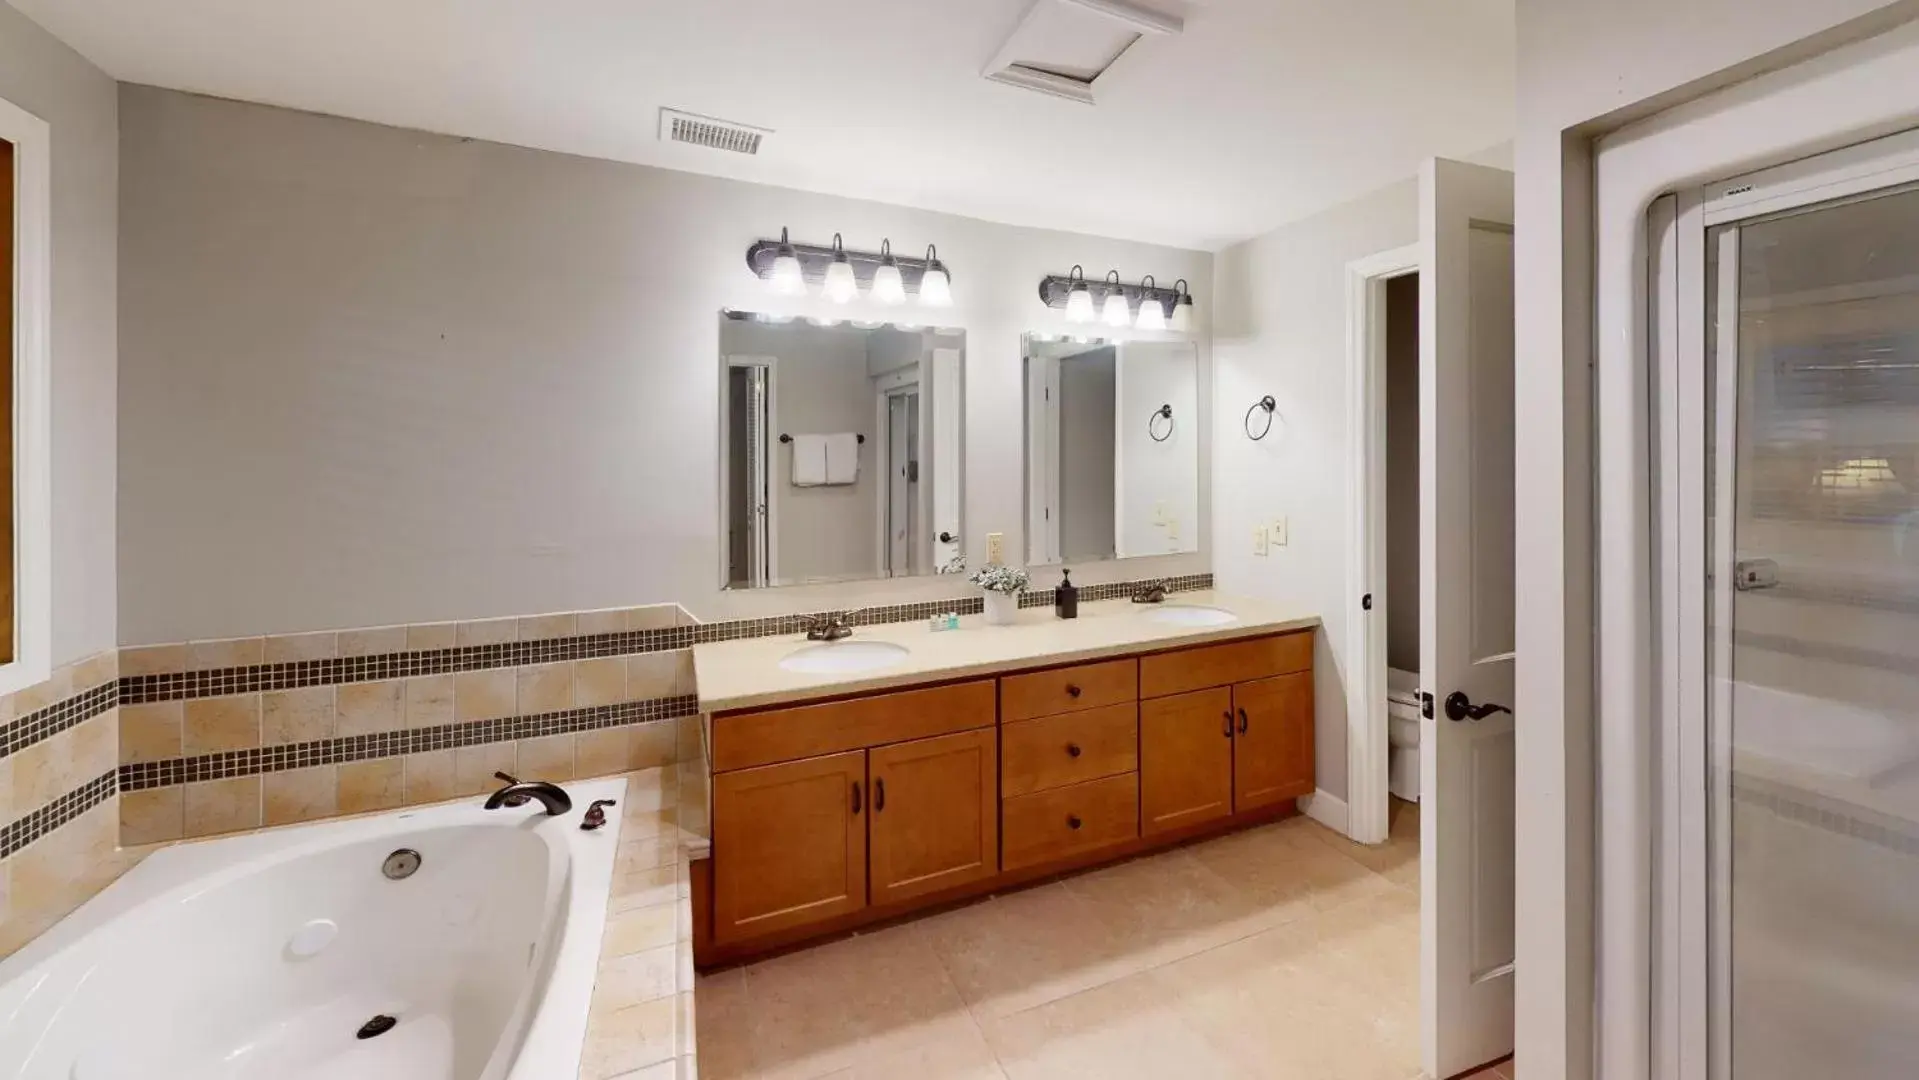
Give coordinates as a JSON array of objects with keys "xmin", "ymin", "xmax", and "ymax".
[
  {"xmin": 1148, "ymin": 404, "xmax": 1174, "ymax": 443},
  {"xmin": 1244, "ymin": 396, "xmax": 1278, "ymax": 441}
]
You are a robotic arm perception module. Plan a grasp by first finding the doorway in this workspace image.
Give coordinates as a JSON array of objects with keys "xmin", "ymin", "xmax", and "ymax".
[
  {"xmin": 882, "ymin": 384, "xmax": 921, "ymax": 577},
  {"xmin": 724, "ymin": 358, "xmax": 775, "ymax": 588},
  {"xmin": 1383, "ymin": 271, "xmax": 1423, "ymax": 809}
]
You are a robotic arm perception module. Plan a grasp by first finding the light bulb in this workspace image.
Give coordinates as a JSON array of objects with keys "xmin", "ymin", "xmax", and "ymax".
[
  {"xmin": 1065, "ymin": 285, "xmax": 1095, "ymax": 323},
  {"xmin": 1170, "ymin": 293, "xmax": 1193, "ymax": 332},
  {"xmin": 1135, "ymin": 296, "xmax": 1166, "ymax": 331},
  {"xmin": 917, "ymin": 244, "xmax": 952, "ymax": 307},
  {"xmin": 823, "ymin": 258, "xmax": 857, "ymax": 304},
  {"xmin": 872, "ymin": 263, "xmax": 905, "ymax": 305},
  {"xmin": 1100, "ymin": 290, "xmax": 1131, "ymax": 327},
  {"xmin": 769, "ymin": 227, "xmax": 806, "ymax": 296}
]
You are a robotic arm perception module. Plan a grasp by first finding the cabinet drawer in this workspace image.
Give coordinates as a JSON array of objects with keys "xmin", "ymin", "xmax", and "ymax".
[
  {"xmin": 1138, "ymin": 632, "xmax": 1312, "ymax": 699},
  {"xmin": 1002, "ymin": 772, "xmax": 1140, "ymax": 872},
  {"xmin": 1000, "ymin": 658, "xmax": 1137, "ymax": 722},
  {"xmin": 1001, "ymin": 703, "xmax": 1138, "ymax": 798},
  {"xmin": 712, "ymin": 680, "xmax": 996, "ymax": 772}
]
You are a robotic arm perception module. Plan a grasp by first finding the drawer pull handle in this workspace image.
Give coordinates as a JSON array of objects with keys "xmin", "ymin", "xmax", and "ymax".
[
  {"xmin": 1066, "ymin": 684, "xmax": 1082, "ymax": 698},
  {"xmin": 1238, "ymin": 707, "xmax": 1250, "ymax": 735},
  {"xmin": 1067, "ymin": 814, "xmax": 1083, "ymax": 830},
  {"xmin": 874, "ymin": 777, "xmax": 886, "ymax": 812},
  {"xmin": 1066, "ymin": 742, "xmax": 1082, "ymax": 758},
  {"xmin": 1222, "ymin": 711, "xmax": 1234, "ymax": 738},
  {"xmin": 851, "ymin": 781, "xmax": 862, "ymax": 815}
]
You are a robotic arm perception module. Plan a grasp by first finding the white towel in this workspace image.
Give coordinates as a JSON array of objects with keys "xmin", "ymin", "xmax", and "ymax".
[
  {"xmin": 790, "ymin": 435, "xmax": 828, "ymax": 487},
  {"xmin": 824, "ymin": 433, "xmax": 861, "ymax": 485}
]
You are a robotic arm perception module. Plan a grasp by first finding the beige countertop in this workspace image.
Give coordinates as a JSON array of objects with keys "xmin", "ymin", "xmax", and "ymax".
[{"xmin": 692, "ymin": 590, "xmax": 1320, "ymax": 713}]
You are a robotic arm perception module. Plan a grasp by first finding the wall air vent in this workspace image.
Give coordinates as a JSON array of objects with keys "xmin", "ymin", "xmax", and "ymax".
[{"xmin": 659, "ymin": 108, "xmax": 770, "ymax": 156}]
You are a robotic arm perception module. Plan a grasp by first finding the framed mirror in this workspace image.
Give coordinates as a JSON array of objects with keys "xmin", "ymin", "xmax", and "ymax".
[
  {"xmin": 1023, "ymin": 335, "xmax": 1199, "ymax": 565},
  {"xmin": 719, "ymin": 312, "xmax": 966, "ymax": 589}
]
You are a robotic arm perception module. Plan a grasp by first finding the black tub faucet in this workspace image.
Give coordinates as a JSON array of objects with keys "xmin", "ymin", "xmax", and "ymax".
[{"xmin": 484, "ymin": 772, "xmax": 573, "ymax": 816}]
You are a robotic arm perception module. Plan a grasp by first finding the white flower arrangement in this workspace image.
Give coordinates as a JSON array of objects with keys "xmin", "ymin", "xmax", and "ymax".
[{"xmin": 969, "ymin": 564, "xmax": 1029, "ymax": 594}]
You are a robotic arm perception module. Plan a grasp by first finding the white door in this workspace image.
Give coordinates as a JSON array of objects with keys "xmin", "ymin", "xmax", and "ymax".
[{"xmin": 1419, "ymin": 156, "xmax": 1517, "ymax": 1079}]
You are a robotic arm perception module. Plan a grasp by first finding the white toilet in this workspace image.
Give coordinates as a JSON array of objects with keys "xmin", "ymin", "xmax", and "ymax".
[{"xmin": 1387, "ymin": 667, "xmax": 1422, "ymax": 802}]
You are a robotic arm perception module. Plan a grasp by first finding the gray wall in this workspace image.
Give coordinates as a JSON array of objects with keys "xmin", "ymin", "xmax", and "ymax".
[
  {"xmin": 0, "ymin": 4, "xmax": 117, "ymax": 666},
  {"xmin": 1385, "ymin": 272, "xmax": 1420, "ymax": 673},
  {"xmin": 116, "ymin": 85, "xmax": 1213, "ymax": 643}
]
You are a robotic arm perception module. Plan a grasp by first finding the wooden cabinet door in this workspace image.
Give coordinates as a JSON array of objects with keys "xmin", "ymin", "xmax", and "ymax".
[
  {"xmin": 712, "ymin": 750, "xmax": 868, "ymax": 944},
  {"xmin": 1140, "ymin": 687, "xmax": 1234, "ymax": 836},
  {"xmin": 1232, "ymin": 672, "xmax": 1315, "ymax": 811},
  {"xmin": 868, "ymin": 728, "xmax": 998, "ymax": 906}
]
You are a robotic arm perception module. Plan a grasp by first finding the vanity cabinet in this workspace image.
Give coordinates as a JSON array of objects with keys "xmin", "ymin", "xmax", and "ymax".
[
  {"xmin": 1231, "ymin": 672, "xmax": 1315, "ymax": 811},
  {"xmin": 867, "ymin": 728, "xmax": 998, "ymax": 906},
  {"xmin": 711, "ymin": 750, "xmax": 868, "ymax": 945},
  {"xmin": 1139, "ymin": 688, "xmax": 1234, "ymax": 835}
]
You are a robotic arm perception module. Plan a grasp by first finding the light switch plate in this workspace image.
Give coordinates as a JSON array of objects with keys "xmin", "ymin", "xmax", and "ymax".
[
  {"xmin": 985, "ymin": 532, "xmax": 1005, "ymax": 564},
  {"xmin": 1271, "ymin": 517, "xmax": 1288, "ymax": 546},
  {"xmin": 1253, "ymin": 526, "xmax": 1269, "ymax": 556}
]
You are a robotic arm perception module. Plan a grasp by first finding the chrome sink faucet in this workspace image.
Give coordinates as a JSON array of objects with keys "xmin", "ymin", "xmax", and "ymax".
[
  {"xmin": 802, "ymin": 611, "xmax": 856, "ymax": 642},
  {"xmin": 1131, "ymin": 580, "xmax": 1169, "ymax": 604}
]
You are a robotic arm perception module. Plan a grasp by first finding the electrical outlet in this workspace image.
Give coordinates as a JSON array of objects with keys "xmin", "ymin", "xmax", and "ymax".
[
  {"xmin": 1253, "ymin": 526, "xmax": 1269, "ymax": 556},
  {"xmin": 1271, "ymin": 517, "xmax": 1288, "ymax": 546},
  {"xmin": 1166, "ymin": 519, "xmax": 1179, "ymax": 542},
  {"xmin": 985, "ymin": 532, "xmax": 1005, "ymax": 564}
]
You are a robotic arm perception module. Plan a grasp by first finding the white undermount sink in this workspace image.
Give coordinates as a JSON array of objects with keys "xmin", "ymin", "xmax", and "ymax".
[
  {"xmin": 779, "ymin": 640, "xmax": 910, "ymax": 675},
  {"xmin": 1142, "ymin": 604, "xmax": 1238, "ymax": 627}
]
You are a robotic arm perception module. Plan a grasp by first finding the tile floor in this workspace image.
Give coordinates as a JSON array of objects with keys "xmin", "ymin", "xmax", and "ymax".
[{"xmin": 695, "ymin": 801, "xmax": 1497, "ymax": 1080}]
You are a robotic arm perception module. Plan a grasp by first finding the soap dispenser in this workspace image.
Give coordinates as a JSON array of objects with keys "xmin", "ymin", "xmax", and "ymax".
[{"xmin": 1055, "ymin": 569, "xmax": 1079, "ymax": 619}]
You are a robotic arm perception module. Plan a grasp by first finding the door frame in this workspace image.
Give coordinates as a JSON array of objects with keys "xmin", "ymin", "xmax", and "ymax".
[
  {"xmin": 721, "ymin": 354, "xmax": 779, "ymax": 588},
  {"xmin": 874, "ymin": 370, "xmax": 920, "ymax": 577},
  {"xmin": 1592, "ymin": 20, "xmax": 1919, "ymax": 1079},
  {"xmin": 1344, "ymin": 242, "xmax": 1422, "ymax": 846},
  {"xmin": 0, "ymin": 93, "xmax": 51, "ymax": 696}
]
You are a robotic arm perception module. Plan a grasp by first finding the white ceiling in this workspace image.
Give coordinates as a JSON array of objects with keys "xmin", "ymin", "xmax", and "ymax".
[{"xmin": 18, "ymin": 0, "xmax": 1515, "ymax": 251}]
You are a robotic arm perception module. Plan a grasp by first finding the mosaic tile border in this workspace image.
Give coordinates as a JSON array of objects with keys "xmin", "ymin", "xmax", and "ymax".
[
  {"xmin": 0, "ymin": 769, "xmax": 116, "ymax": 860},
  {"xmin": 0, "ymin": 679, "xmax": 119, "ymax": 762},
  {"xmin": 118, "ymin": 694, "xmax": 701, "ymax": 792},
  {"xmin": 121, "ymin": 574, "xmax": 1213, "ymax": 705}
]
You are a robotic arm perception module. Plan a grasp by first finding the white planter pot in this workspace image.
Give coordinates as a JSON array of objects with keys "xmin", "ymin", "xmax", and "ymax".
[{"xmin": 982, "ymin": 590, "xmax": 1020, "ymax": 626}]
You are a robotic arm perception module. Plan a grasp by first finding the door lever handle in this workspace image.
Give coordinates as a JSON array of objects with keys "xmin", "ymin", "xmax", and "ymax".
[{"xmin": 1444, "ymin": 691, "xmax": 1512, "ymax": 722}]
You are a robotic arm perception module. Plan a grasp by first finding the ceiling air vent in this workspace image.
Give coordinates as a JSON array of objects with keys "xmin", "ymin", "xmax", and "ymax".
[{"xmin": 659, "ymin": 108, "xmax": 770, "ymax": 156}]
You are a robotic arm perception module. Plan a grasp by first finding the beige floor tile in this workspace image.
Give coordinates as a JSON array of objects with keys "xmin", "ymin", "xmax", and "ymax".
[
  {"xmin": 696, "ymin": 968, "xmax": 758, "ymax": 1080},
  {"xmin": 1060, "ymin": 847, "xmax": 1274, "ymax": 968},
  {"xmin": 1309, "ymin": 799, "xmax": 1421, "ymax": 892},
  {"xmin": 917, "ymin": 883, "xmax": 1153, "ymax": 1020},
  {"xmin": 822, "ymin": 1014, "xmax": 1005, "ymax": 1079},
  {"xmin": 979, "ymin": 969, "xmax": 1247, "ymax": 1080},
  {"xmin": 1190, "ymin": 816, "xmax": 1402, "ymax": 919}
]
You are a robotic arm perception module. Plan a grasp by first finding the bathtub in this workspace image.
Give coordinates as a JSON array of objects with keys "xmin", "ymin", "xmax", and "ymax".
[{"xmin": 0, "ymin": 775, "xmax": 628, "ymax": 1080}]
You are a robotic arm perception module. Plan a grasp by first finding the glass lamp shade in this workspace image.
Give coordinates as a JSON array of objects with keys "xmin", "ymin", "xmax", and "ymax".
[
  {"xmin": 1065, "ymin": 286, "xmax": 1095, "ymax": 323},
  {"xmin": 918, "ymin": 265, "xmax": 953, "ymax": 306},
  {"xmin": 823, "ymin": 258, "xmax": 858, "ymax": 303},
  {"xmin": 871, "ymin": 262, "xmax": 906, "ymax": 305},
  {"xmin": 1100, "ymin": 290, "xmax": 1131, "ymax": 327},
  {"xmin": 1169, "ymin": 293, "xmax": 1194, "ymax": 332},
  {"xmin": 770, "ymin": 252, "xmax": 806, "ymax": 296},
  {"xmin": 1135, "ymin": 296, "xmax": 1166, "ymax": 330}
]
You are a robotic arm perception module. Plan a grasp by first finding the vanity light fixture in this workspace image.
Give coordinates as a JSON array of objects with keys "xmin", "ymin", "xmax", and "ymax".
[
  {"xmin": 1063, "ymin": 265, "xmax": 1096, "ymax": 323},
  {"xmin": 822, "ymin": 233, "xmax": 859, "ymax": 303},
  {"xmin": 770, "ymin": 227, "xmax": 806, "ymax": 296},
  {"xmin": 870, "ymin": 239, "xmax": 907, "ymax": 305},
  {"xmin": 1169, "ymin": 279, "xmax": 1194, "ymax": 332},
  {"xmin": 1134, "ymin": 274, "xmax": 1166, "ymax": 330},
  {"xmin": 918, "ymin": 245, "xmax": 953, "ymax": 307},
  {"xmin": 1099, "ymin": 270, "xmax": 1131, "ymax": 327}
]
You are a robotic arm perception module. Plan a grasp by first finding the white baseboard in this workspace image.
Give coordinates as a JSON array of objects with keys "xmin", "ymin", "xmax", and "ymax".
[{"xmin": 1300, "ymin": 788, "xmax": 1349, "ymax": 836}]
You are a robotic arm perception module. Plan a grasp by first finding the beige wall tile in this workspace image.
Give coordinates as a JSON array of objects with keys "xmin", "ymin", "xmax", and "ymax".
[
  {"xmin": 519, "ymin": 613, "xmax": 578, "ymax": 641},
  {"xmin": 676, "ymin": 714, "xmax": 704, "ymax": 765},
  {"xmin": 580, "ymin": 994, "xmax": 677, "ymax": 1079},
  {"xmin": 120, "ymin": 702, "xmax": 183, "ymax": 765},
  {"xmin": 120, "ymin": 786, "xmax": 185, "ymax": 845},
  {"xmin": 405, "ymin": 675, "xmax": 455, "ymax": 728},
  {"xmin": 72, "ymin": 650, "xmax": 120, "ymax": 693},
  {"xmin": 517, "ymin": 734, "xmax": 576, "ymax": 781},
  {"xmin": 458, "ymin": 618, "xmax": 519, "ymax": 647},
  {"xmin": 407, "ymin": 622, "xmax": 458, "ymax": 650},
  {"xmin": 262, "ymin": 686, "xmax": 335, "ymax": 745},
  {"xmin": 404, "ymin": 751, "xmax": 457, "ymax": 805},
  {"xmin": 625, "ymin": 652, "xmax": 693, "ymax": 700},
  {"xmin": 577, "ymin": 609, "xmax": 626, "ymax": 635},
  {"xmin": 626, "ymin": 605, "xmax": 681, "ymax": 631},
  {"xmin": 122, "ymin": 643, "xmax": 188, "ymax": 678},
  {"xmin": 264, "ymin": 766, "xmax": 338, "ymax": 826},
  {"xmin": 594, "ymin": 943, "xmax": 680, "ymax": 1010},
  {"xmin": 336, "ymin": 680, "xmax": 404, "ymax": 736},
  {"xmin": 263, "ymin": 631, "xmax": 338, "ymax": 665},
  {"xmin": 455, "ymin": 670, "xmax": 515, "ymax": 722},
  {"xmin": 575, "ymin": 658, "xmax": 626, "ymax": 708},
  {"xmin": 454, "ymin": 743, "xmax": 517, "ymax": 795},
  {"xmin": 0, "ymin": 757, "xmax": 12, "ymax": 823},
  {"xmin": 577, "ymin": 728, "xmax": 631, "ymax": 778},
  {"xmin": 10, "ymin": 802, "xmax": 122, "ymax": 924},
  {"xmin": 338, "ymin": 758, "xmax": 405, "ymax": 815},
  {"xmin": 517, "ymin": 663, "xmax": 574, "ymax": 714},
  {"xmin": 9, "ymin": 713, "xmax": 116, "ymax": 816},
  {"xmin": 184, "ymin": 776, "xmax": 262, "ymax": 837},
  {"xmin": 629, "ymin": 720, "xmax": 679, "ymax": 770},
  {"xmin": 603, "ymin": 902, "xmax": 679, "ymax": 958},
  {"xmin": 183, "ymin": 694, "xmax": 262, "ymax": 755},
  {"xmin": 191, "ymin": 637, "xmax": 264, "ymax": 671},
  {"xmin": 338, "ymin": 625, "xmax": 407, "ymax": 657},
  {"xmin": 12, "ymin": 668, "xmax": 71, "ymax": 715}
]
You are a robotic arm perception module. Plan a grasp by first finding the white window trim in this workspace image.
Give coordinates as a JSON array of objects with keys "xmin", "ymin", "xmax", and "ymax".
[
  {"xmin": 1593, "ymin": 19, "xmax": 1919, "ymax": 1080},
  {"xmin": 0, "ymin": 94, "xmax": 50, "ymax": 697}
]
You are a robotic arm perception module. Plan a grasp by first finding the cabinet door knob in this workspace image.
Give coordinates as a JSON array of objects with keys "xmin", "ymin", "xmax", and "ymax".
[
  {"xmin": 851, "ymin": 781, "xmax": 862, "ymax": 815},
  {"xmin": 1222, "ymin": 711, "xmax": 1234, "ymax": 738},
  {"xmin": 1066, "ymin": 684, "xmax": 1082, "ymax": 698},
  {"xmin": 1237, "ymin": 707, "xmax": 1249, "ymax": 735},
  {"xmin": 1067, "ymin": 814, "xmax": 1083, "ymax": 830},
  {"xmin": 1066, "ymin": 742, "xmax": 1082, "ymax": 758}
]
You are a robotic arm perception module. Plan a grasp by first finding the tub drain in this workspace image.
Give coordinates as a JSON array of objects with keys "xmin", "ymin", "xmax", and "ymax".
[
  {"xmin": 381, "ymin": 848, "xmax": 421, "ymax": 880},
  {"xmin": 357, "ymin": 1014, "xmax": 398, "ymax": 1040}
]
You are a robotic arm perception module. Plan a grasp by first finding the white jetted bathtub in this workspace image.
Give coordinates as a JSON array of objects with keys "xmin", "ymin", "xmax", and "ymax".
[{"xmin": 0, "ymin": 775, "xmax": 627, "ymax": 1080}]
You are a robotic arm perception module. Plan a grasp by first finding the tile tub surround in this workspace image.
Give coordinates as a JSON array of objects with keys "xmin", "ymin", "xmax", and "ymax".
[{"xmin": 693, "ymin": 589, "xmax": 1314, "ymax": 713}]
